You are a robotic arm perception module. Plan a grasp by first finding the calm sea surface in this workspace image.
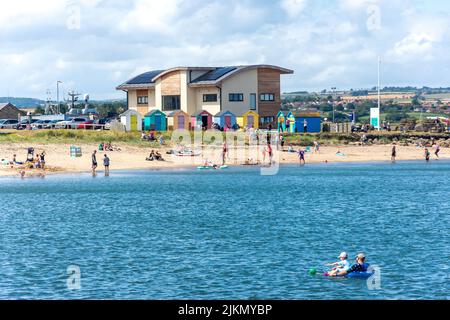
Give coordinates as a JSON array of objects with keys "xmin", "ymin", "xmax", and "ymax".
[{"xmin": 0, "ymin": 162, "xmax": 449, "ymax": 300}]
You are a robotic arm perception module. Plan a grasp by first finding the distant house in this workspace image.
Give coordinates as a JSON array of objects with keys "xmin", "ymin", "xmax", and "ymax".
[
  {"xmin": 0, "ymin": 103, "xmax": 26, "ymax": 119},
  {"xmin": 116, "ymin": 65, "xmax": 294, "ymax": 128}
]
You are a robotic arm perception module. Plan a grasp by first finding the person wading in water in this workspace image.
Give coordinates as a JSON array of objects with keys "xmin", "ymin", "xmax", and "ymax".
[{"xmin": 92, "ymin": 150, "xmax": 98, "ymax": 176}]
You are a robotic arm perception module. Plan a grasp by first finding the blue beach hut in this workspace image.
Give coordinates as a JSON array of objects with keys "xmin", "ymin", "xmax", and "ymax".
[
  {"xmin": 294, "ymin": 111, "xmax": 322, "ymax": 133},
  {"xmin": 214, "ymin": 111, "xmax": 237, "ymax": 130},
  {"xmin": 144, "ymin": 110, "xmax": 167, "ymax": 131}
]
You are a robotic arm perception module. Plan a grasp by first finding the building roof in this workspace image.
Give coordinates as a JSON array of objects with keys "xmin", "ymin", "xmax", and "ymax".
[
  {"xmin": 144, "ymin": 109, "xmax": 166, "ymax": 117},
  {"xmin": 191, "ymin": 67, "xmax": 237, "ymax": 83},
  {"xmin": 117, "ymin": 65, "xmax": 294, "ymax": 90},
  {"xmin": 192, "ymin": 110, "xmax": 213, "ymax": 117},
  {"xmin": 0, "ymin": 102, "xmax": 13, "ymax": 110},
  {"xmin": 214, "ymin": 110, "xmax": 235, "ymax": 117}
]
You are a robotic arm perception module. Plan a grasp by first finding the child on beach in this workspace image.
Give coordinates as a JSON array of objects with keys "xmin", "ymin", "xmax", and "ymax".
[
  {"xmin": 425, "ymin": 148, "xmax": 431, "ymax": 162},
  {"xmin": 325, "ymin": 252, "xmax": 350, "ymax": 277},
  {"xmin": 298, "ymin": 148, "xmax": 305, "ymax": 165},
  {"xmin": 103, "ymin": 154, "xmax": 110, "ymax": 176}
]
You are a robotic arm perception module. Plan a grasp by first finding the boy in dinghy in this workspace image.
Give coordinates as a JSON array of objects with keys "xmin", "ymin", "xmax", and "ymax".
[{"xmin": 325, "ymin": 252, "xmax": 350, "ymax": 276}]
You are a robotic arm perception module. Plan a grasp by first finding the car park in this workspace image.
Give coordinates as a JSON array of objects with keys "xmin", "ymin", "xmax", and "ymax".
[{"xmin": 0, "ymin": 119, "xmax": 19, "ymax": 129}]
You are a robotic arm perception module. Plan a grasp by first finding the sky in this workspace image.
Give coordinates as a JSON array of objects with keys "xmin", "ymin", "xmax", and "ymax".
[{"xmin": 0, "ymin": 0, "xmax": 449, "ymax": 100}]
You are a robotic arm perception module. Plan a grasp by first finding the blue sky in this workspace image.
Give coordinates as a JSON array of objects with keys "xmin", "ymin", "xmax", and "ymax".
[{"xmin": 0, "ymin": 0, "xmax": 449, "ymax": 100}]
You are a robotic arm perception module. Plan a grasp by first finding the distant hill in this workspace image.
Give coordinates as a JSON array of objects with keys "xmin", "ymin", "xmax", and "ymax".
[{"xmin": 0, "ymin": 97, "xmax": 44, "ymax": 108}]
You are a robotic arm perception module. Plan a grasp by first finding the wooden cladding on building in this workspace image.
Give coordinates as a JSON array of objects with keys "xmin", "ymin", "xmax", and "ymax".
[
  {"xmin": 161, "ymin": 71, "xmax": 181, "ymax": 96},
  {"xmin": 257, "ymin": 68, "xmax": 281, "ymax": 116}
]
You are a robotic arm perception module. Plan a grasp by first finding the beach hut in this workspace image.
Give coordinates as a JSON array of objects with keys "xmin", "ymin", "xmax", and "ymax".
[
  {"xmin": 286, "ymin": 112, "xmax": 296, "ymax": 133},
  {"xmin": 294, "ymin": 111, "xmax": 322, "ymax": 133},
  {"xmin": 277, "ymin": 111, "xmax": 286, "ymax": 132},
  {"xmin": 242, "ymin": 110, "xmax": 259, "ymax": 129},
  {"xmin": 120, "ymin": 109, "xmax": 142, "ymax": 132},
  {"xmin": 168, "ymin": 110, "xmax": 190, "ymax": 130},
  {"xmin": 214, "ymin": 111, "xmax": 237, "ymax": 130},
  {"xmin": 191, "ymin": 110, "xmax": 213, "ymax": 130},
  {"xmin": 144, "ymin": 110, "xmax": 167, "ymax": 131}
]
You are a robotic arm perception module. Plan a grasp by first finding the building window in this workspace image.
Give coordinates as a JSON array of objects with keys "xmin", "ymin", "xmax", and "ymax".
[
  {"xmin": 162, "ymin": 95, "xmax": 181, "ymax": 111},
  {"xmin": 203, "ymin": 94, "xmax": 218, "ymax": 102},
  {"xmin": 229, "ymin": 93, "xmax": 244, "ymax": 102},
  {"xmin": 260, "ymin": 116, "xmax": 275, "ymax": 124},
  {"xmin": 137, "ymin": 96, "xmax": 148, "ymax": 104},
  {"xmin": 260, "ymin": 93, "xmax": 275, "ymax": 102}
]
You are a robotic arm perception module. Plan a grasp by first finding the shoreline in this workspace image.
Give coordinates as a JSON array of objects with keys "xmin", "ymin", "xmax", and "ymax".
[{"xmin": 1, "ymin": 143, "xmax": 448, "ymax": 178}]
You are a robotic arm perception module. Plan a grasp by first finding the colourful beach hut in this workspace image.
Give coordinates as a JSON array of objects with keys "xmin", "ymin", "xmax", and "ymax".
[
  {"xmin": 286, "ymin": 112, "xmax": 296, "ymax": 133},
  {"xmin": 294, "ymin": 111, "xmax": 322, "ymax": 133},
  {"xmin": 144, "ymin": 110, "xmax": 167, "ymax": 131},
  {"xmin": 242, "ymin": 110, "xmax": 259, "ymax": 129},
  {"xmin": 214, "ymin": 111, "xmax": 237, "ymax": 130},
  {"xmin": 277, "ymin": 111, "xmax": 286, "ymax": 132},
  {"xmin": 168, "ymin": 110, "xmax": 190, "ymax": 130},
  {"xmin": 120, "ymin": 109, "xmax": 142, "ymax": 132},
  {"xmin": 191, "ymin": 110, "xmax": 213, "ymax": 130}
]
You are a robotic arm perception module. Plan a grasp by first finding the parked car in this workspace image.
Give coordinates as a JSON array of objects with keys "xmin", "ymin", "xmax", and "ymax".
[
  {"xmin": 31, "ymin": 119, "xmax": 53, "ymax": 129},
  {"xmin": 16, "ymin": 119, "xmax": 39, "ymax": 130},
  {"xmin": 77, "ymin": 120, "xmax": 94, "ymax": 130},
  {"xmin": 55, "ymin": 118, "xmax": 89, "ymax": 129},
  {"xmin": 0, "ymin": 119, "xmax": 19, "ymax": 129},
  {"xmin": 43, "ymin": 120, "xmax": 60, "ymax": 129},
  {"xmin": 93, "ymin": 119, "xmax": 109, "ymax": 130}
]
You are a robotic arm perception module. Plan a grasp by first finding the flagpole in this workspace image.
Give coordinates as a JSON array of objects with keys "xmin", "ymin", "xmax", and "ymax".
[{"xmin": 378, "ymin": 56, "xmax": 381, "ymax": 131}]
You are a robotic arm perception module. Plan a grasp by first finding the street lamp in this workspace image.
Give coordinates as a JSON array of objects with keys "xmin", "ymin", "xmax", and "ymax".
[
  {"xmin": 57, "ymin": 81, "xmax": 63, "ymax": 114},
  {"xmin": 331, "ymin": 87, "xmax": 337, "ymax": 123}
]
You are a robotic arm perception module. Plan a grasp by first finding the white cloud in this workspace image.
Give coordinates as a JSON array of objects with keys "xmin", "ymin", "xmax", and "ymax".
[
  {"xmin": 0, "ymin": 0, "xmax": 449, "ymax": 98},
  {"xmin": 280, "ymin": 0, "xmax": 307, "ymax": 18}
]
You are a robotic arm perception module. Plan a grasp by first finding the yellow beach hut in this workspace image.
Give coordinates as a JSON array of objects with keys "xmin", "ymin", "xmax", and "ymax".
[
  {"xmin": 168, "ymin": 110, "xmax": 190, "ymax": 130},
  {"xmin": 242, "ymin": 110, "xmax": 259, "ymax": 129}
]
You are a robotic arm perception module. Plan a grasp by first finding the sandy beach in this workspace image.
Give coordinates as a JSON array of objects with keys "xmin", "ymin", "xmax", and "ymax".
[{"xmin": 1, "ymin": 142, "xmax": 447, "ymax": 178}]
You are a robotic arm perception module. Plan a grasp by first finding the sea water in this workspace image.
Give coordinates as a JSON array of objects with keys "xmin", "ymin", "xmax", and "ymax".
[{"xmin": 0, "ymin": 162, "xmax": 449, "ymax": 299}]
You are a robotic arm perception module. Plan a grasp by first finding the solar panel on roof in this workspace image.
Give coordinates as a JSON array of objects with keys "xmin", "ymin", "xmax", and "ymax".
[
  {"xmin": 126, "ymin": 70, "xmax": 165, "ymax": 85},
  {"xmin": 192, "ymin": 67, "xmax": 237, "ymax": 82}
]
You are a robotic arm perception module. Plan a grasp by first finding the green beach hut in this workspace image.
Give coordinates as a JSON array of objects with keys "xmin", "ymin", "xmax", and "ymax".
[
  {"xmin": 144, "ymin": 110, "xmax": 167, "ymax": 131},
  {"xmin": 286, "ymin": 112, "xmax": 296, "ymax": 133},
  {"xmin": 277, "ymin": 111, "xmax": 286, "ymax": 132}
]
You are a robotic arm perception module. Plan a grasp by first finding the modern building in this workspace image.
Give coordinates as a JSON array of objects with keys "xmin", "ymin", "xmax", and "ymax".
[
  {"xmin": 116, "ymin": 65, "xmax": 293, "ymax": 128},
  {"xmin": 0, "ymin": 103, "xmax": 26, "ymax": 119}
]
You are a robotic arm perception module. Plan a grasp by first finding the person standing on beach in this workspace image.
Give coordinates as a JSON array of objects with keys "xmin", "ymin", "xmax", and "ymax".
[
  {"xmin": 391, "ymin": 145, "xmax": 397, "ymax": 163},
  {"xmin": 298, "ymin": 148, "xmax": 306, "ymax": 166},
  {"xmin": 222, "ymin": 141, "xmax": 228, "ymax": 166},
  {"xmin": 303, "ymin": 119, "xmax": 308, "ymax": 133},
  {"xmin": 40, "ymin": 151, "xmax": 46, "ymax": 170},
  {"xmin": 103, "ymin": 154, "xmax": 110, "ymax": 176},
  {"xmin": 425, "ymin": 148, "xmax": 431, "ymax": 162},
  {"xmin": 92, "ymin": 150, "xmax": 98, "ymax": 175},
  {"xmin": 435, "ymin": 144, "xmax": 441, "ymax": 159}
]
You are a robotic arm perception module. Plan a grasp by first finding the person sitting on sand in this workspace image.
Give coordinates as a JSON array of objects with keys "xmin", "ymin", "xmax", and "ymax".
[
  {"xmin": 326, "ymin": 252, "xmax": 350, "ymax": 277},
  {"xmin": 149, "ymin": 131, "xmax": 156, "ymax": 141},
  {"xmin": 154, "ymin": 151, "xmax": 164, "ymax": 161},
  {"xmin": 159, "ymin": 135, "xmax": 165, "ymax": 145},
  {"xmin": 146, "ymin": 150, "xmax": 156, "ymax": 161},
  {"xmin": 141, "ymin": 132, "xmax": 149, "ymax": 141},
  {"xmin": 337, "ymin": 253, "xmax": 370, "ymax": 277},
  {"xmin": 98, "ymin": 142, "xmax": 104, "ymax": 151},
  {"xmin": 12, "ymin": 154, "xmax": 23, "ymax": 165}
]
